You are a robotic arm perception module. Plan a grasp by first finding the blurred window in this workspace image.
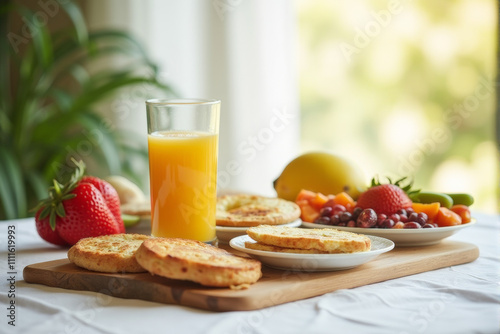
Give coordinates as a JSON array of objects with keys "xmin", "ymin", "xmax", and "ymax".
[{"xmin": 296, "ymin": 0, "xmax": 497, "ymax": 212}]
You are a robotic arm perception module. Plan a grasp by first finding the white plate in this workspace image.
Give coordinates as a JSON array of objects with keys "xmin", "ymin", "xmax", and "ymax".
[
  {"xmin": 301, "ymin": 219, "xmax": 477, "ymax": 246},
  {"xmin": 216, "ymin": 219, "xmax": 302, "ymax": 244},
  {"xmin": 229, "ymin": 234, "xmax": 394, "ymax": 271}
]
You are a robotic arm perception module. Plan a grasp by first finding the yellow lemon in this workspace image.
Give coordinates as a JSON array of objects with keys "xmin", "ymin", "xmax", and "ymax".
[{"xmin": 273, "ymin": 152, "xmax": 367, "ymax": 201}]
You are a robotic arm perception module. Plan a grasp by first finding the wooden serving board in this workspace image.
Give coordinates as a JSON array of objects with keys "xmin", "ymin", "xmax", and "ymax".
[{"xmin": 23, "ymin": 241, "xmax": 478, "ymax": 312}]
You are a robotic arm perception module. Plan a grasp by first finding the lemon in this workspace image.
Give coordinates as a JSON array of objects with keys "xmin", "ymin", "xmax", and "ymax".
[{"xmin": 273, "ymin": 152, "xmax": 367, "ymax": 201}]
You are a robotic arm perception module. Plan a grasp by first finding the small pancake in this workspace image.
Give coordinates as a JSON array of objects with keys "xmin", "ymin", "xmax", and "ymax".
[
  {"xmin": 216, "ymin": 194, "xmax": 301, "ymax": 227},
  {"xmin": 246, "ymin": 225, "xmax": 371, "ymax": 253},
  {"xmin": 244, "ymin": 241, "xmax": 332, "ymax": 254},
  {"xmin": 135, "ymin": 237, "xmax": 262, "ymax": 287},
  {"xmin": 68, "ymin": 234, "xmax": 149, "ymax": 273}
]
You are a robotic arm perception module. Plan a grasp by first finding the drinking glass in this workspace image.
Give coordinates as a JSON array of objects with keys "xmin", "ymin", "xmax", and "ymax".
[{"xmin": 146, "ymin": 99, "xmax": 220, "ymax": 244}]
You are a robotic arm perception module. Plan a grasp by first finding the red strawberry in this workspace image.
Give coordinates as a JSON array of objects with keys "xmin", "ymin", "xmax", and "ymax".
[
  {"xmin": 356, "ymin": 177, "xmax": 414, "ymax": 215},
  {"xmin": 35, "ymin": 210, "xmax": 68, "ymax": 246},
  {"xmin": 54, "ymin": 183, "xmax": 123, "ymax": 245},
  {"xmin": 34, "ymin": 160, "xmax": 125, "ymax": 246},
  {"xmin": 81, "ymin": 176, "xmax": 124, "ymax": 233}
]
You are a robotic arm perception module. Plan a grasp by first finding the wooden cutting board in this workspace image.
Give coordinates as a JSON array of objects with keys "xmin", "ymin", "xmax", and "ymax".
[{"xmin": 23, "ymin": 241, "xmax": 478, "ymax": 312}]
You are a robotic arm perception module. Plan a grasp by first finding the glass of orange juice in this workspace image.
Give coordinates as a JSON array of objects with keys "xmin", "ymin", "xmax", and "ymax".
[{"xmin": 145, "ymin": 99, "xmax": 220, "ymax": 244}]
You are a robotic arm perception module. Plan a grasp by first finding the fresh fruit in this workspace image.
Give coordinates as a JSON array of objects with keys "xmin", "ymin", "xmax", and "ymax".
[
  {"xmin": 356, "ymin": 178, "xmax": 413, "ymax": 215},
  {"xmin": 356, "ymin": 209, "xmax": 377, "ymax": 228},
  {"xmin": 447, "ymin": 193, "xmax": 474, "ymax": 207},
  {"xmin": 393, "ymin": 221, "xmax": 405, "ymax": 229},
  {"xmin": 411, "ymin": 191, "xmax": 453, "ymax": 208},
  {"xmin": 35, "ymin": 210, "xmax": 68, "ymax": 246},
  {"xmin": 34, "ymin": 160, "xmax": 125, "ymax": 246},
  {"xmin": 450, "ymin": 204, "xmax": 472, "ymax": 224},
  {"xmin": 81, "ymin": 175, "xmax": 124, "ymax": 233},
  {"xmin": 105, "ymin": 175, "xmax": 147, "ymax": 205},
  {"xmin": 298, "ymin": 201, "xmax": 320, "ymax": 222},
  {"xmin": 411, "ymin": 202, "xmax": 440, "ymax": 221},
  {"xmin": 403, "ymin": 222, "xmax": 421, "ymax": 229},
  {"xmin": 121, "ymin": 213, "xmax": 141, "ymax": 227},
  {"xmin": 274, "ymin": 152, "xmax": 367, "ymax": 201},
  {"xmin": 333, "ymin": 192, "xmax": 356, "ymax": 211},
  {"xmin": 434, "ymin": 207, "xmax": 462, "ymax": 227},
  {"xmin": 379, "ymin": 219, "xmax": 395, "ymax": 229}
]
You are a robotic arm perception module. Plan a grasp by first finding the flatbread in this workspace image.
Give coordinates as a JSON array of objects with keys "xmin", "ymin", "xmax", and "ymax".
[
  {"xmin": 244, "ymin": 241, "xmax": 332, "ymax": 254},
  {"xmin": 216, "ymin": 194, "xmax": 301, "ymax": 227},
  {"xmin": 135, "ymin": 237, "xmax": 262, "ymax": 287},
  {"xmin": 68, "ymin": 233, "xmax": 149, "ymax": 273},
  {"xmin": 246, "ymin": 225, "xmax": 371, "ymax": 253}
]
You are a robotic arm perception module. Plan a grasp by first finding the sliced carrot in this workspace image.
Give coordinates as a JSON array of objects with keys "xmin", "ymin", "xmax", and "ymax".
[{"xmin": 412, "ymin": 202, "xmax": 440, "ymax": 221}]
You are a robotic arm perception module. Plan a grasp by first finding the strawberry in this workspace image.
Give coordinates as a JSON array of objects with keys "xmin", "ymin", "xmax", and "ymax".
[
  {"xmin": 81, "ymin": 176, "xmax": 125, "ymax": 233},
  {"xmin": 35, "ymin": 210, "xmax": 68, "ymax": 246},
  {"xmin": 34, "ymin": 160, "xmax": 125, "ymax": 246},
  {"xmin": 356, "ymin": 177, "xmax": 416, "ymax": 215}
]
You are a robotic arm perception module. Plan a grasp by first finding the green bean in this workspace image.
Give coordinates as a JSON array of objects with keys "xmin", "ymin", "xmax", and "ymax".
[
  {"xmin": 446, "ymin": 193, "xmax": 474, "ymax": 206},
  {"xmin": 413, "ymin": 192, "xmax": 453, "ymax": 208}
]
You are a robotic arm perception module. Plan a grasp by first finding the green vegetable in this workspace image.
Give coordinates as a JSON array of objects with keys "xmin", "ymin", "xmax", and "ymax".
[
  {"xmin": 447, "ymin": 193, "xmax": 474, "ymax": 206},
  {"xmin": 412, "ymin": 192, "xmax": 454, "ymax": 208},
  {"xmin": 121, "ymin": 214, "xmax": 141, "ymax": 227}
]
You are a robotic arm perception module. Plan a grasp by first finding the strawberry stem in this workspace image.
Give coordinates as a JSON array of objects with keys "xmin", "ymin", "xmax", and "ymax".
[{"xmin": 32, "ymin": 159, "xmax": 87, "ymax": 231}]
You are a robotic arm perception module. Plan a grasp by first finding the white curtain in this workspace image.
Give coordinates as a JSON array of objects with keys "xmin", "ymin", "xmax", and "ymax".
[{"xmin": 85, "ymin": 0, "xmax": 300, "ymax": 196}]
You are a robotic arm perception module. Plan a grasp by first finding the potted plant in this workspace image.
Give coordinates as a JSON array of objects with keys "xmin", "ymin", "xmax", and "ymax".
[{"xmin": 0, "ymin": 0, "xmax": 175, "ymax": 219}]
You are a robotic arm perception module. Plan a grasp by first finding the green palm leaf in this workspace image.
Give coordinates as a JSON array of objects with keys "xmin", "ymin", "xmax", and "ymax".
[{"xmin": 0, "ymin": 1, "xmax": 176, "ymax": 219}]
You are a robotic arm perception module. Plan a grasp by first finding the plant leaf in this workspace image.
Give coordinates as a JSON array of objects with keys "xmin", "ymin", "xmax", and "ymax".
[{"xmin": 0, "ymin": 150, "xmax": 16, "ymax": 219}]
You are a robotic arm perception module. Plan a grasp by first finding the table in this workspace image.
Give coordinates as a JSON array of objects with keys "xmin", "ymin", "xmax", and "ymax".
[{"xmin": 1, "ymin": 212, "xmax": 499, "ymax": 334}]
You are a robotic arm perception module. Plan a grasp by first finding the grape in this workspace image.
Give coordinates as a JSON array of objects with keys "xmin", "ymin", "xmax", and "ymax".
[
  {"xmin": 388, "ymin": 213, "xmax": 400, "ymax": 222},
  {"xmin": 399, "ymin": 214, "xmax": 408, "ymax": 223},
  {"xmin": 415, "ymin": 212, "xmax": 428, "ymax": 226},
  {"xmin": 351, "ymin": 207, "xmax": 363, "ymax": 220},
  {"xmin": 340, "ymin": 212, "xmax": 352, "ymax": 223},
  {"xmin": 397, "ymin": 209, "xmax": 407, "ymax": 216},
  {"xmin": 314, "ymin": 216, "xmax": 331, "ymax": 225},
  {"xmin": 347, "ymin": 220, "xmax": 356, "ymax": 227},
  {"xmin": 403, "ymin": 222, "xmax": 421, "ymax": 229},
  {"xmin": 320, "ymin": 206, "xmax": 333, "ymax": 217},
  {"xmin": 406, "ymin": 207, "xmax": 415, "ymax": 216},
  {"xmin": 330, "ymin": 214, "xmax": 340, "ymax": 225},
  {"xmin": 356, "ymin": 209, "xmax": 377, "ymax": 228},
  {"xmin": 377, "ymin": 213, "xmax": 387, "ymax": 224},
  {"xmin": 337, "ymin": 222, "xmax": 346, "ymax": 227},
  {"xmin": 379, "ymin": 219, "xmax": 395, "ymax": 229},
  {"xmin": 408, "ymin": 212, "xmax": 419, "ymax": 222},
  {"xmin": 332, "ymin": 204, "xmax": 346, "ymax": 214},
  {"xmin": 423, "ymin": 223, "xmax": 435, "ymax": 228}
]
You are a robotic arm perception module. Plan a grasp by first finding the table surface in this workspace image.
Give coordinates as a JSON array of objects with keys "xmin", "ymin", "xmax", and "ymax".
[{"xmin": 1, "ymin": 212, "xmax": 499, "ymax": 334}]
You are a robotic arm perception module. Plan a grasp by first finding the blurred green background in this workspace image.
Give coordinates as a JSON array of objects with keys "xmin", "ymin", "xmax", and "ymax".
[{"xmin": 296, "ymin": 0, "xmax": 498, "ymax": 213}]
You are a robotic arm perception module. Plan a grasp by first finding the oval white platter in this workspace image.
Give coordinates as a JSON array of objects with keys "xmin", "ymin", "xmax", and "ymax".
[
  {"xmin": 301, "ymin": 219, "xmax": 477, "ymax": 246},
  {"xmin": 216, "ymin": 219, "xmax": 302, "ymax": 244},
  {"xmin": 229, "ymin": 234, "xmax": 394, "ymax": 271}
]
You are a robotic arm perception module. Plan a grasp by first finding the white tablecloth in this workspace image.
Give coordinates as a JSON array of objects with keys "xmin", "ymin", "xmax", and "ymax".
[{"xmin": 0, "ymin": 212, "xmax": 499, "ymax": 334}]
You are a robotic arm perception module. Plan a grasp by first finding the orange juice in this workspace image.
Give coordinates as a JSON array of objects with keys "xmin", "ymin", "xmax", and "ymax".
[{"xmin": 148, "ymin": 131, "xmax": 218, "ymax": 242}]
